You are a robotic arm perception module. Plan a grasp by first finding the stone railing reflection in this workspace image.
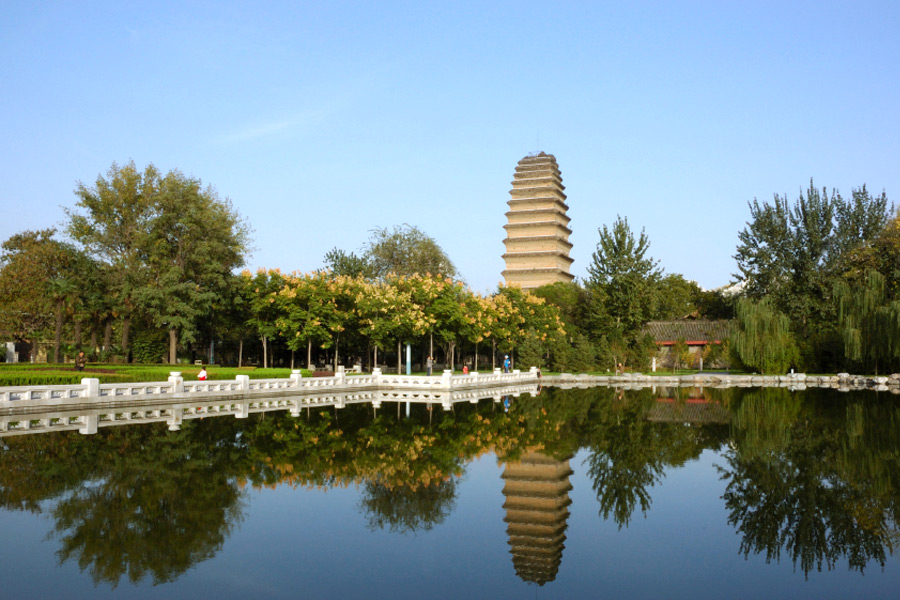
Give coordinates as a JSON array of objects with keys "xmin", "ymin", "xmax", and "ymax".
[
  {"xmin": 547, "ymin": 372, "xmax": 900, "ymax": 392},
  {"xmin": 0, "ymin": 379, "xmax": 541, "ymax": 438}
]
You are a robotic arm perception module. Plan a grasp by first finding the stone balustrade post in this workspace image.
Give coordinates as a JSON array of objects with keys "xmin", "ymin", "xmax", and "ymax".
[
  {"xmin": 81, "ymin": 378, "xmax": 100, "ymax": 399},
  {"xmin": 167, "ymin": 407, "xmax": 184, "ymax": 431},
  {"xmin": 79, "ymin": 413, "xmax": 98, "ymax": 435},
  {"xmin": 336, "ymin": 365, "xmax": 345, "ymax": 385},
  {"xmin": 372, "ymin": 368, "xmax": 382, "ymax": 385},
  {"xmin": 236, "ymin": 374, "xmax": 250, "ymax": 392},
  {"xmin": 290, "ymin": 369, "xmax": 303, "ymax": 387},
  {"xmin": 441, "ymin": 369, "xmax": 453, "ymax": 389},
  {"xmin": 493, "ymin": 368, "xmax": 502, "ymax": 375},
  {"xmin": 235, "ymin": 401, "xmax": 250, "ymax": 419},
  {"xmin": 168, "ymin": 372, "xmax": 184, "ymax": 394}
]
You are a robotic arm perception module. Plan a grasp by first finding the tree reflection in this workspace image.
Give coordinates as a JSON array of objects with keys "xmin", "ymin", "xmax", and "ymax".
[
  {"xmin": 719, "ymin": 388, "xmax": 900, "ymax": 577},
  {"xmin": 8, "ymin": 420, "xmax": 249, "ymax": 587},
  {"xmin": 2, "ymin": 385, "xmax": 898, "ymax": 587},
  {"xmin": 359, "ymin": 478, "xmax": 457, "ymax": 533},
  {"xmin": 583, "ymin": 388, "xmax": 724, "ymax": 528}
]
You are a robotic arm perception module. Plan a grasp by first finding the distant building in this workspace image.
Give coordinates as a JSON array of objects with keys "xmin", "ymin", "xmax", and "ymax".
[
  {"xmin": 502, "ymin": 153, "xmax": 574, "ymax": 289},
  {"xmin": 641, "ymin": 320, "xmax": 732, "ymax": 369}
]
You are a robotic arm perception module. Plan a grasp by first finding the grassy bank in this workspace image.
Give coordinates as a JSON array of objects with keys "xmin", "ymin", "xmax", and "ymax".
[{"xmin": 0, "ymin": 363, "xmax": 309, "ymax": 386}]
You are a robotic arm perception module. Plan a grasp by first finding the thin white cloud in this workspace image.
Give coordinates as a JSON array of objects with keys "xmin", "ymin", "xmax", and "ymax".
[{"xmin": 214, "ymin": 108, "xmax": 330, "ymax": 145}]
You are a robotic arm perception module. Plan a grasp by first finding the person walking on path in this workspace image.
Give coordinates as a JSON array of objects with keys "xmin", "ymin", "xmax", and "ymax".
[
  {"xmin": 426, "ymin": 356, "xmax": 433, "ymax": 376},
  {"xmin": 74, "ymin": 351, "xmax": 87, "ymax": 371},
  {"xmin": 503, "ymin": 355, "xmax": 510, "ymax": 373}
]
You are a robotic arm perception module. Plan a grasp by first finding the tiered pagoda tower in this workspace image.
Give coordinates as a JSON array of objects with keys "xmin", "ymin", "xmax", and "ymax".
[
  {"xmin": 502, "ymin": 153, "xmax": 574, "ymax": 289},
  {"xmin": 501, "ymin": 451, "xmax": 573, "ymax": 586}
]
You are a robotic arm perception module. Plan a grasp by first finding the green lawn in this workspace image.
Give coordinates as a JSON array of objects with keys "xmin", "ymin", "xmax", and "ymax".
[{"xmin": 0, "ymin": 363, "xmax": 309, "ymax": 386}]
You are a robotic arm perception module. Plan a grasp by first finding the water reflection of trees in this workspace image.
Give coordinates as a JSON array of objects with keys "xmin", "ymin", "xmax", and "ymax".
[
  {"xmin": 0, "ymin": 419, "xmax": 249, "ymax": 587},
  {"xmin": 575, "ymin": 387, "xmax": 728, "ymax": 528},
  {"xmin": 719, "ymin": 387, "xmax": 900, "ymax": 577},
  {"xmin": 360, "ymin": 478, "xmax": 457, "ymax": 533},
  {"xmin": 1, "ymin": 386, "xmax": 899, "ymax": 584}
]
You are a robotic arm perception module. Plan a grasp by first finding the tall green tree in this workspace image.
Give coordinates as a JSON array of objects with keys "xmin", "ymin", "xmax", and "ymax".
[
  {"xmin": 134, "ymin": 170, "xmax": 249, "ymax": 363},
  {"xmin": 364, "ymin": 224, "xmax": 457, "ymax": 280},
  {"xmin": 322, "ymin": 247, "xmax": 374, "ymax": 278},
  {"xmin": 734, "ymin": 180, "xmax": 890, "ymax": 329},
  {"xmin": 240, "ymin": 269, "xmax": 285, "ymax": 369},
  {"xmin": 654, "ymin": 274, "xmax": 701, "ymax": 320},
  {"xmin": 67, "ymin": 162, "xmax": 161, "ymax": 356},
  {"xmin": 586, "ymin": 216, "xmax": 661, "ymax": 337},
  {"xmin": 68, "ymin": 162, "xmax": 249, "ymax": 363},
  {"xmin": 843, "ymin": 207, "xmax": 900, "ymax": 300},
  {"xmin": 0, "ymin": 229, "xmax": 85, "ymax": 359}
]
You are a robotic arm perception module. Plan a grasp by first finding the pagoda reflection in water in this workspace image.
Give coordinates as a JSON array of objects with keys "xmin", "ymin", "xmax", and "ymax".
[{"xmin": 500, "ymin": 451, "xmax": 573, "ymax": 585}]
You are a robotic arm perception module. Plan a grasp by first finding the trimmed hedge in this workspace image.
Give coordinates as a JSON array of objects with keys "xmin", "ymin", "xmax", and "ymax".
[{"xmin": 0, "ymin": 364, "xmax": 311, "ymax": 386}]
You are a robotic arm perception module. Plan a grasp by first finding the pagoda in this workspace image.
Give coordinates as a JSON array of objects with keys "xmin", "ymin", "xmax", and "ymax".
[
  {"xmin": 502, "ymin": 153, "xmax": 574, "ymax": 289},
  {"xmin": 501, "ymin": 451, "xmax": 573, "ymax": 585}
]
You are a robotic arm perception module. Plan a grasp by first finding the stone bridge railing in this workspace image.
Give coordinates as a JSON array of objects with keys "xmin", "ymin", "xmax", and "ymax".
[
  {"xmin": 0, "ymin": 366, "xmax": 541, "ymax": 407},
  {"xmin": 546, "ymin": 372, "xmax": 900, "ymax": 392},
  {"xmin": 0, "ymin": 377, "xmax": 540, "ymax": 438}
]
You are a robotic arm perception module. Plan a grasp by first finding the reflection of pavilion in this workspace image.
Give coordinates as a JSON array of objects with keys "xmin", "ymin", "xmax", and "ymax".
[{"xmin": 501, "ymin": 452, "xmax": 573, "ymax": 585}]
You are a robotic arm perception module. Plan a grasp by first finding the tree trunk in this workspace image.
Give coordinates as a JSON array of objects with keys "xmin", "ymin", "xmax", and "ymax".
[
  {"xmin": 261, "ymin": 335, "xmax": 268, "ymax": 369},
  {"xmin": 239, "ymin": 338, "xmax": 244, "ymax": 367},
  {"xmin": 374, "ymin": 344, "xmax": 378, "ymax": 368},
  {"xmin": 53, "ymin": 299, "xmax": 64, "ymax": 363},
  {"xmin": 307, "ymin": 339, "xmax": 313, "ymax": 370},
  {"xmin": 333, "ymin": 335, "xmax": 340, "ymax": 372},
  {"xmin": 492, "ymin": 338, "xmax": 496, "ymax": 370},
  {"xmin": 169, "ymin": 327, "xmax": 178, "ymax": 364},
  {"xmin": 121, "ymin": 316, "xmax": 131, "ymax": 360},
  {"xmin": 397, "ymin": 340, "xmax": 402, "ymax": 375},
  {"xmin": 475, "ymin": 341, "xmax": 478, "ymax": 371},
  {"xmin": 73, "ymin": 319, "xmax": 82, "ymax": 349},
  {"xmin": 103, "ymin": 318, "xmax": 112, "ymax": 352},
  {"xmin": 291, "ymin": 349, "xmax": 294, "ymax": 370},
  {"xmin": 89, "ymin": 321, "xmax": 98, "ymax": 355}
]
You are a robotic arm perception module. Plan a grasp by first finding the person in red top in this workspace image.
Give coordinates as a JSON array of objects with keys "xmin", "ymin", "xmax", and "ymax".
[{"xmin": 198, "ymin": 366, "xmax": 208, "ymax": 381}]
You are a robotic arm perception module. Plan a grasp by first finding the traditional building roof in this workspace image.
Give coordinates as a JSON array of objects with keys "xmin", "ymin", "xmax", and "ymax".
[{"xmin": 641, "ymin": 320, "xmax": 733, "ymax": 346}]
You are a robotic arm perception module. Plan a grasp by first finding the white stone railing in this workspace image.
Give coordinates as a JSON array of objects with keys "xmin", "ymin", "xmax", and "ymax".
[
  {"xmin": 0, "ymin": 381, "xmax": 540, "ymax": 437},
  {"xmin": 0, "ymin": 366, "xmax": 541, "ymax": 407},
  {"xmin": 545, "ymin": 372, "xmax": 900, "ymax": 392}
]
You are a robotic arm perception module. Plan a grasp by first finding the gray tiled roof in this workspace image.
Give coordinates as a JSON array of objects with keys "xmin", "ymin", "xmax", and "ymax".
[{"xmin": 641, "ymin": 320, "xmax": 733, "ymax": 343}]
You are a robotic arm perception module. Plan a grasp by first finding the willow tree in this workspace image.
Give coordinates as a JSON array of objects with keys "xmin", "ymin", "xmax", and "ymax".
[
  {"xmin": 731, "ymin": 298, "xmax": 799, "ymax": 374},
  {"xmin": 834, "ymin": 270, "xmax": 900, "ymax": 374}
]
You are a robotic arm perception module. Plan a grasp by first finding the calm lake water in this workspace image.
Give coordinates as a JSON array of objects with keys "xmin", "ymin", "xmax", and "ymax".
[{"xmin": 1, "ymin": 385, "xmax": 899, "ymax": 599}]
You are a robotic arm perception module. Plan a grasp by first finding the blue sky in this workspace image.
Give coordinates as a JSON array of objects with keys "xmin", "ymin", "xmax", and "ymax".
[{"xmin": 2, "ymin": 1, "xmax": 898, "ymax": 293}]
